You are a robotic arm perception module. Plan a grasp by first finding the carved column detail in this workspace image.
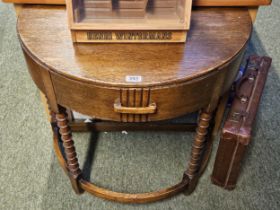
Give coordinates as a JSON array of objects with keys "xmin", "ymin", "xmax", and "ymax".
[
  {"xmin": 186, "ymin": 110, "xmax": 212, "ymax": 179},
  {"xmin": 120, "ymin": 88, "xmax": 151, "ymax": 122},
  {"xmin": 56, "ymin": 111, "xmax": 82, "ymax": 179}
]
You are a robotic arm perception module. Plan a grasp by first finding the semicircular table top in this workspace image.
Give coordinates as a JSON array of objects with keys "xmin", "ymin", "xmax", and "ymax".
[{"xmin": 17, "ymin": 6, "xmax": 252, "ymax": 87}]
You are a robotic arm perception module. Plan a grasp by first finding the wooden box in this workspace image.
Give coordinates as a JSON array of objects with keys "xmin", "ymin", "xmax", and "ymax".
[{"xmin": 66, "ymin": 0, "xmax": 192, "ymax": 43}]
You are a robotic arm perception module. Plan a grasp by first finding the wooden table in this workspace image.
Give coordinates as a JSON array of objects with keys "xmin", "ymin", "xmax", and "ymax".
[{"xmin": 17, "ymin": 5, "xmax": 252, "ymax": 203}]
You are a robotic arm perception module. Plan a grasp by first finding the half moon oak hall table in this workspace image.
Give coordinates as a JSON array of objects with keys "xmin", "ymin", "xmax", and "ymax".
[{"xmin": 17, "ymin": 6, "xmax": 252, "ymax": 203}]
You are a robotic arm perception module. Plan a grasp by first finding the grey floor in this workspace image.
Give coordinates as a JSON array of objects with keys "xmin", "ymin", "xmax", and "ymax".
[{"xmin": 1, "ymin": 2, "xmax": 280, "ymax": 210}]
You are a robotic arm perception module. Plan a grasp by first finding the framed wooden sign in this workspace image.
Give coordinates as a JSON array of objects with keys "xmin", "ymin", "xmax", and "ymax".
[{"xmin": 66, "ymin": 0, "xmax": 192, "ymax": 43}]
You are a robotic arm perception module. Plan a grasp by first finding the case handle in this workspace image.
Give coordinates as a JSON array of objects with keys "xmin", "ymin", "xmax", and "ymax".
[{"xmin": 235, "ymin": 70, "xmax": 258, "ymax": 103}]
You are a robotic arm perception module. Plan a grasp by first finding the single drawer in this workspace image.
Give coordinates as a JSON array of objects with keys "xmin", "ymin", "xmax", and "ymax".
[
  {"xmin": 24, "ymin": 46, "xmax": 243, "ymax": 122},
  {"xmin": 50, "ymin": 71, "xmax": 220, "ymax": 122}
]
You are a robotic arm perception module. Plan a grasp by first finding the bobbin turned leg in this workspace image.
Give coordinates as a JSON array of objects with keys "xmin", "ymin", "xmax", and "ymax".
[
  {"xmin": 56, "ymin": 107, "xmax": 84, "ymax": 194},
  {"xmin": 196, "ymin": 94, "xmax": 230, "ymax": 175},
  {"xmin": 184, "ymin": 109, "xmax": 213, "ymax": 194},
  {"xmin": 183, "ymin": 69, "xmax": 227, "ymax": 194}
]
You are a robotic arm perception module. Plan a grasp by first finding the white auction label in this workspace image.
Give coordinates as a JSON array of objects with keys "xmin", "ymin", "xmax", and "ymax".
[{"xmin": 125, "ymin": 75, "xmax": 142, "ymax": 83}]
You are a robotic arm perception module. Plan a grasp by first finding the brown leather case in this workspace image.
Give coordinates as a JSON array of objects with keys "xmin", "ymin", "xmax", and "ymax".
[{"xmin": 211, "ymin": 55, "xmax": 272, "ymax": 190}]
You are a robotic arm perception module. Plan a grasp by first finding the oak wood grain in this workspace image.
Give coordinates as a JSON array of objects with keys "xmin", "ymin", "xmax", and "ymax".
[
  {"xmin": 18, "ymin": 6, "xmax": 252, "ymax": 87},
  {"xmin": 18, "ymin": 6, "xmax": 251, "ymax": 121}
]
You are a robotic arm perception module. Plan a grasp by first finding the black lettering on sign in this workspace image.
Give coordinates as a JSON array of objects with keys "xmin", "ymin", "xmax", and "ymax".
[
  {"xmin": 87, "ymin": 31, "xmax": 173, "ymax": 41},
  {"xmin": 115, "ymin": 32, "xmax": 125, "ymax": 40},
  {"xmin": 87, "ymin": 32, "xmax": 112, "ymax": 40},
  {"xmin": 115, "ymin": 31, "xmax": 172, "ymax": 40}
]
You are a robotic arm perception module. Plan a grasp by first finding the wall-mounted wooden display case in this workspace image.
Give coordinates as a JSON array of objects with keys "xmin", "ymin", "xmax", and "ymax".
[{"xmin": 66, "ymin": 0, "xmax": 192, "ymax": 43}]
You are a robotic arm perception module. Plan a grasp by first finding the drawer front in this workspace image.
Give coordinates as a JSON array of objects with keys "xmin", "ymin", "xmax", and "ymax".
[
  {"xmin": 23, "ymin": 46, "xmax": 244, "ymax": 122},
  {"xmin": 51, "ymin": 71, "xmax": 220, "ymax": 122}
]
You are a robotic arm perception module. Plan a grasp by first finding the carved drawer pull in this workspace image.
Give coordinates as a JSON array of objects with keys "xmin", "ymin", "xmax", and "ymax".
[{"xmin": 114, "ymin": 100, "xmax": 156, "ymax": 114}]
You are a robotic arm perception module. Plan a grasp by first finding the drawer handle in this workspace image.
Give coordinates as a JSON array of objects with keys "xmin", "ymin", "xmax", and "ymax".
[{"xmin": 114, "ymin": 100, "xmax": 157, "ymax": 114}]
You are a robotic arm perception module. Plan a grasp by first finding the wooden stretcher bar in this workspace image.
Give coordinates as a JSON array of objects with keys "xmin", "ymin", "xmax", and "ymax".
[{"xmin": 2, "ymin": 0, "xmax": 272, "ymax": 6}]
